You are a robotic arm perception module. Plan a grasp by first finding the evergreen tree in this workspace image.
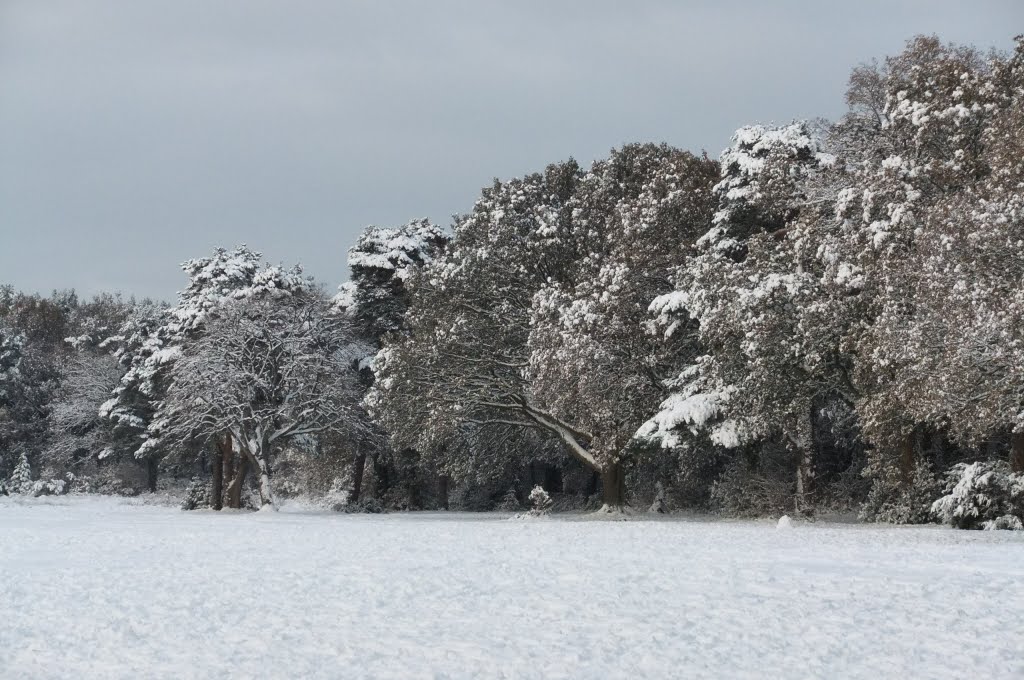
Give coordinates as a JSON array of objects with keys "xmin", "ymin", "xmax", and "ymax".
[
  {"xmin": 9, "ymin": 451, "xmax": 32, "ymax": 494},
  {"xmin": 497, "ymin": 486, "xmax": 521, "ymax": 512}
]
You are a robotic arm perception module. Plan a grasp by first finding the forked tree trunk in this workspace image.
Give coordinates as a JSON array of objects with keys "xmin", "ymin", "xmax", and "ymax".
[
  {"xmin": 1011, "ymin": 431, "xmax": 1024, "ymax": 474},
  {"xmin": 599, "ymin": 462, "xmax": 626, "ymax": 510}
]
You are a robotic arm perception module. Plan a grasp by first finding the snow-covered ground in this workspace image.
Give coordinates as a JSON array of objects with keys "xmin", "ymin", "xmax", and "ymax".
[{"xmin": 1, "ymin": 497, "xmax": 1022, "ymax": 679}]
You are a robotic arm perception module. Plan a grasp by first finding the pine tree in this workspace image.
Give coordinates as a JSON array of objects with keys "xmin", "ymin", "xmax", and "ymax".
[
  {"xmin": 642, "ymin": 122, "xmax": 840, "ymax": 515},
  {"xmin": 9, "ymin": 451, "xmax": 32, "ymax": 494},
  {"xmin": 497, "ymin": 486, "xmax": 521, "ymax": 512}
]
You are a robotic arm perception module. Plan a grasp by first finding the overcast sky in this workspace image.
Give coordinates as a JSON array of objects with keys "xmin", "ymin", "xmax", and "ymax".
[{"xmin": 1, "ymin": 1, "xmax": 1020, "ymax": 301}]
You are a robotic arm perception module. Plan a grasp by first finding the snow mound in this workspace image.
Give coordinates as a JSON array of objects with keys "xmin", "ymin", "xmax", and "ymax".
[{"xmin": 777, "ymin": 514, "xmax": 793, "ymax": 530}]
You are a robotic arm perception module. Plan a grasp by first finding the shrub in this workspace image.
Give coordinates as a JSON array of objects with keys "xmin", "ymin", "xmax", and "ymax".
[
  {"xmin": 859, "ymin": 454, "xmax": 941, "ymax": 524},
  {"xmin": 528, "ymin": 485, "xmax": 552, "ymax": 516},
  {"xmin": 931, "ymin": 461, "xmax": 1024, "ymax": 530},
  {"xmin": 983, "ymin": 515, "xmax": 1023, "ymax": 531},
  {"xmin": 30, "ymin": 479, "xmax": 68, "ymax": 497},
  {"xmin": 342, "ymin": 497, "xmax": 385, "ymax": 514},
  {"xmin": 180, "ymin": 477, "xmax": 210, "ymax": 511},
  {"xmin": 497, "ymin": 486, "xmax": 521, "ymax": 512},
  {"xmin": 709, "ymin": 460, "xmax": 791, "ymax": 517},
  {"xmin": 325, "ymin": 476, "xmax": 352, "ymax": 511}
]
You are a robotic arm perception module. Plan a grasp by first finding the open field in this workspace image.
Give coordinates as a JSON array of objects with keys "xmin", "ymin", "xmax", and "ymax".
[{"xmin": 1, "ymin": 496, "xmax": 1022, "ymax": 679}]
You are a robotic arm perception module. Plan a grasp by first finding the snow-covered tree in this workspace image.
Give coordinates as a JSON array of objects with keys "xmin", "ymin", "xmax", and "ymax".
[
  {"xmin": 527, "ymin": 144, "xmax": 719, "ymax": 508},
  {"xmin": 48, "ymin": 351, "xmax": 125, "ymax": 469},
  {"xmin": 9, "ymin": 451, "xmax": 32, "ymax": 494},
  {"xmin": 106, "ymin": 246, "xmax": 307, "ymax": 445},
  {"xmin": 0, "ymin": 323, "xmax": 24, "ymax": 403},
  {"xmin": 0, "ymin": 324, "xmax": 27, "ymax": 477},
  {"xmin": 335, "ymin": 218, "xmax": 448, "ymax": 340},
  {"xmin": 368, "ymin": 162, "xmax": 582, "ymax": 502},
  {"xmin": 98, "ymin": 300, "xmax": 166, "ymax": 444},
  {"xmin": 641, "ymin": 36, "xmax": 1024, "ymax": 517},
  {"xmin": 886, "ymin": 37, "xmax": 1024, "ymax": 468},
  {"xmin": 334, "ymin": 219, "xmax": 449, "ymax": 506},
  {"xmin": 825, "ymin": 38, "xmax": 991, "ymax": 454},
  {"xmin": 931, "ymin": 461, "xmax": 1024, "ymax": 530},
  {"xmin": 38, "ymin": 292, "xmax": 140, "ymax": 476},
  {"xmin": 497, "ymin": 486, "xmax": 521, "ymax": 511},
  {"xmin": 153, "ymin": 293, "xmax": 369, "ymax": 508},
  {"xmin": 102, "ymin": 246, "xmax": 309, "ymax": 500},
  {"xmin": 0, "ymin": 294, "xmax": 69, "ymax": 479},
  {"xmin": 643, "ymin": 122, "xmax": 843, "ymax": 514},
  {"xmin": 814, "ymin": 36, "xmax": 1024, "ymax": 500},
  {"xmin": 528, "ymin": 485, "xmax": 552, "ymax": 516},
  {"xmin": 371, "ymin": 146, "xmax": 718, "ymax": 510}
]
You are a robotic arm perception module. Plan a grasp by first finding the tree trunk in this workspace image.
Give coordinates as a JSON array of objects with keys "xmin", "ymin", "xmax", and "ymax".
[
  {"xmin": 224, "ymin": 442, "xmax": 235, "ymax": 493},
  {"xmin": 545, "ymin": 465, "xmax": 563, "ymax": 494},
  {"xmin": 350, "ymin": 452, "xmax": 367, "ymax": 504},
  {"xmin": 793, "ymin": 409, "xmax": 815, "ymax": 516},
  {"xmin": 795, "ymin": 447, "xmax": 814, "ymax": 515},
  {"xmin": 438, "ymin": 475, "xmax": 450, "ymax": 511},
  {"xmin": 899, "ymin": 431, "xmax": 916, "ymax": 486},
  {"xmin": 211, "ymin": 436, "xmax": 229, "ymax": 511},
  {"xmin": 373, "ymin": 456, "xmax": 391, "ymax": 498},
  {"xmin": 599, "ymin": 462, "xmax": 626, "ymax": 511},
  {"xmin": 145, "ymin": 457, "xmax": 158, "ymax": 493},
  {"xmin": 211, "ymin": 452, "xmax": 223, "ymax": 511},
  {"xmin": 1011, "ymin": 431, "xmax": 1024, "ymax": 473},
  {"xmin": 226, "ymin": 456, "xmax": 248, "ymax": 509},
  {"xmin": 250, "ymin": 444, "xmax": 275, "ymax": 510}
]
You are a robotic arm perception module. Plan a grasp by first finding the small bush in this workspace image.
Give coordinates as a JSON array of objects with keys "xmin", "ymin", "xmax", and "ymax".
[
  {"xmin": 325, "ymin": 476, "xmax": 352, "ymax": 511},
  {"xmin": 342, "ymin": 497, "xmax": 385, "ymax": 514},
  {"xmin": 31, "ymin": 479, "xmax": 68, "ymax": 497},
  {"xmin": 709, "ymin": 461, "xmax": 791, "ymax": 517},
  {"xmin": 273, "ymin": 479, "xmax": 304, "ymax": 499},
  {"xmin": 983, "ymin": 515, "xmax": 1023, "ymax": 531},
  {"xmin": 528, "ymin": 485, "xmax": 552, "ymax": 516},
  {"xmin": 180, "ymin": 477, "xmax": 210, "ymax": 511},
  {"xmin": 859, "ymin": 454, "xmax": 941, "ymax": 524},
  {"xmin": 549, "ymin": 492, "xmax": 602, "ymax": 513},
  {"xmin": 497, "ymin": 486, "xmax": 521, "ymax": 512},
  {"xmin": 931, "ymin": 461, "xmax": 1024, "ymax": 530}
]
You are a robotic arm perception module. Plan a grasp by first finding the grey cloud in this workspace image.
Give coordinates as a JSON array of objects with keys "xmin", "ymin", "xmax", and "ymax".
[{"xmin": 1, "ymin": 0, "xmax": 1021, "ymax": 299}]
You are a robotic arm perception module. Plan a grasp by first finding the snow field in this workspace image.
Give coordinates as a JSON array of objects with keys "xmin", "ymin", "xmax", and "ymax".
[{"xmin": 1, "ymin": 496, "xmax": 1023, "ymax": 679}]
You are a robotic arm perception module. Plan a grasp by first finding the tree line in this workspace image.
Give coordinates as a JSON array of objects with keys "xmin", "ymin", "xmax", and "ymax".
[{"xmin": 3, "ymin": 35, "xmax": 1024, "ymax": 527}]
